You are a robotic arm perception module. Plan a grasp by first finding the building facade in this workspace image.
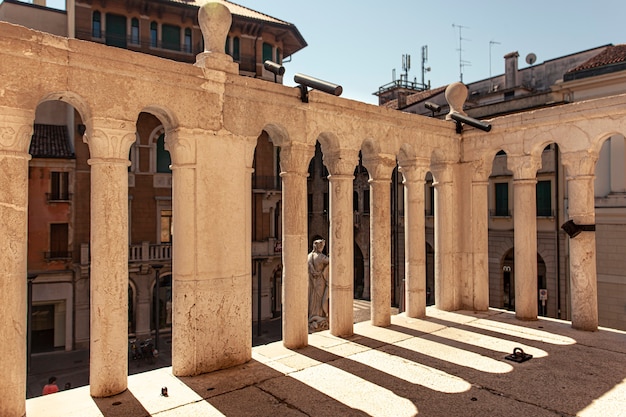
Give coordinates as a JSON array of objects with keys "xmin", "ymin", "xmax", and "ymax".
[
  {"xmin": 1, "ymin": 0, "xmax": 306, "ymax": 352},
  {"xmin": 381, "ymin": 45, "xmax": 626, "ymax": 330}
]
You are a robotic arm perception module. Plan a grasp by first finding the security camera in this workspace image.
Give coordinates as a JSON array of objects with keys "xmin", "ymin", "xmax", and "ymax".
[
  {"xmin": 264, "ymin": 60, "xmax": 285, "ymax": 76},
  {"xmin": 424, "ymin": 102, "xmax": 441, "ymax": 113},
  {"xmin": 294, "ymin": 73, "xmax": 343, "ymax": 102},
  {"xmin": 450, "ymin": 112, "xmax": 492, "ymax": 133}
]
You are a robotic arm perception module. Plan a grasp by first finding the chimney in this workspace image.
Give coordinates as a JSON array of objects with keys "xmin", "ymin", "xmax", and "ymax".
[
  {"xmin": 397, "ymin": 92, "xmax": 407, "ymax": 108},
  {"xmin": 504, "ymin": 51, "xmax": 519, "ymax": 90}
]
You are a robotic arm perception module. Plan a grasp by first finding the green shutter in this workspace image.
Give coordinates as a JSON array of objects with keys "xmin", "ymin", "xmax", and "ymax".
[
  {"xmin": 495, "ymin": 183, "xmax": 509, "ymax": 216},
  {"xmin": 162, "ymin": 24, "xmax": 181, "ymax": 51},
  {"xmin": 262, "ymin": 42, "xmax": 273, "ymax": 62},
  {"xmin": 536, "ymin": 180, "xmax": 552, "ymax": 216}
]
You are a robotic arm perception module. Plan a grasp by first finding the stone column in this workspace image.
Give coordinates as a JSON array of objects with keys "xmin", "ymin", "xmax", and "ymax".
[
  {"xmin": 398, "ymin": 158, "xmax": 429, "ymax": 318},
  {"xmin": 84, "ymin": 118, "xmax": 136, "ymax": 397},
  {"xmin": 562, "ymin": 151, "xmax": 599, "ymax": 331},
  {"xmin": 169, "ymin": 128, "xmax": 254, "ymax": 376},
  {"xmin": 430, "ymin": 163, "xmax": 457, "ymax": 310},
  {"xmin": 363, "ymin": 154, "xmax": 396, "ymax": 327},
  {"xmin": 280, "ymin": 142, "xmax": 313, "ymax": 348},
  {"xmin": 508, "ymin": 155, "xmax": 541, "ymax": 321},
  {"xmin": 0, "ymin": 109, "xmax": 33, "ymax": 417},
  {"xmin": 324, "ymin": 149, "xmax": 358, "ymax": 337},
  {"xmin": 470, "ymin": 159, "xmax": 491, "ymax": 311}
]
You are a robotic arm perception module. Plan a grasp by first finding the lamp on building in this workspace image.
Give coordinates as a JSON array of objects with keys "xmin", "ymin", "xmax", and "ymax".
[
  {"xmin": 152, "ymin": 264, "xmax": 164, "ymax": 351},
  {"xmin": 294, "ymin": 73, "xmax": 343, "ymax": 103},
  {"xmin": 561, "ymin": 219, "xmax": 595, "ymax": 238},
  {"xmin": 27, "ymin": 273, "xmax": 38, "ymax": 373},
  {"xmin": 264, "ymin": 60, "xmax": 285, "ymax": 83},
  {"xmin": 425, "ymin": 101, "xmax": 441, "ymax": 117},
  {"xmin": 449, "ymin": 112, "xmax": 492, "ymax": 133}
]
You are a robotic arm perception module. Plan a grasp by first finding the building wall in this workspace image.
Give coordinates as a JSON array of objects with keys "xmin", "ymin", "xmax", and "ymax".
[{"xmin": 0, "ymin": 0, "xmax": 67, "ymax": 36}]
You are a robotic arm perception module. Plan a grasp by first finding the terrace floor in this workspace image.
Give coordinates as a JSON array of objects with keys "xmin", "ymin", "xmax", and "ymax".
[{"xmin": 26, "ymin": 307, "xmax": 626, "ymax": 417}]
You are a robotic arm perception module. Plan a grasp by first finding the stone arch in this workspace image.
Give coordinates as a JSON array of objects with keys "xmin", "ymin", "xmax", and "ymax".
[
  {"xmin": 37, "ymin": 91, "xmax": 92, "ymax": 124},
  {"xmin": 262, "ymin": 123, "xmax": 291, "ymax": 147},
  {"xmin": 316, "ymin": 131, "xmax": 341, "ymax": 155}
]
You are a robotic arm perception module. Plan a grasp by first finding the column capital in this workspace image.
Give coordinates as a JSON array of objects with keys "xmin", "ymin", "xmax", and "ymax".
[
  {"xmin": 507, "ymin": 154, "xmax": 542, "ymax": 180},
  {"xmin": 430, "ymin": 162, "xmax": 454, "ymax": 185},
  {"xmin": 166, "ymin": 127, "xmax": 199, "ymax": 167},
  {"xmin": 279, "ymin": 142, "xmax": 314, "ymax": 175},
  {"xmin": 398, "ymin": 158, "xmax": 430, "ymax": 184},
  {"xmin": 470, "ymin": 156, "xmax": 493, "ymax": 182},
  {"xmin": 561, "ymin": 150, "xmax": 599, "ymax": 178},
  {"xmin": 84, "ymin": 118, "xmax": 136, "ymax": 162},
  {"xmin": 362, "ymin": 153, "xmax": 396, "ymax": 181},
  {"xmin": 0, "ymin": 107, "xmax": 34, "ymax": 155},
  {"xmin": 324, "ymin": 148, "xmax": 358, "ymax": 177}
]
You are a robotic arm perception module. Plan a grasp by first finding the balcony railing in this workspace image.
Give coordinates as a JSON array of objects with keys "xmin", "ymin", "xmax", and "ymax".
[{"xmin": 129, "ymin": 242, "xmax": 172, "ymax": 263}]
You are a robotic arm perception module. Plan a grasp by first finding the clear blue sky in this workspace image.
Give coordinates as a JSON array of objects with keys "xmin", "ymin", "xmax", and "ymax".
[{"xmin": 41, "ymin": 0, "xmax": 626, "ymax": 104}]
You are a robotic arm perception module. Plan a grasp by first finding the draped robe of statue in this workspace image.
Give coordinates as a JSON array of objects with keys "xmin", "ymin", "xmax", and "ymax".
[{"xmin": 308, "ymin": 239, "xmax": 329, "ymax": 330}]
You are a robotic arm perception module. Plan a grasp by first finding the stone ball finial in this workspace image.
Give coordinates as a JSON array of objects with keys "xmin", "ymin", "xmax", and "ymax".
[
  {"xmin": 198, "ymin": 1, "xmax": 232, "ymax": 55},
  {"xmin": 445, "ymin": 82, "xmax": 468, "ymax": 120}
]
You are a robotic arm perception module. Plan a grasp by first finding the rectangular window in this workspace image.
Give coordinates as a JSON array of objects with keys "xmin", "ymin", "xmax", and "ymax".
[
  {"xmin": 536, "ymin": 180, "xmax": 552, "ymax": 217},
  {"xmin": 160, "ymin": 210, "xmax": 172, "ymax": 243},
  {"xmin": 495, "ymin": 182, "xmax": 509, "ymax": 216},
  {"xmin": 50, "ymin": 172, "xmax": 70, "ymax": 201},
  {"xmin": 49, "ymin": 223, "xmax": 69, "ymax": 259},
  {"xmin": 162, "ymin": 24, "xmax": 181, "ymax": 51},
  {"xmin": 262, "ymin": 42, "xmax": 273, "ymax": 63}
]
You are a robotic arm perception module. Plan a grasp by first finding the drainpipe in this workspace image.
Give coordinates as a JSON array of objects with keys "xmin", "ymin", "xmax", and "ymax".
[{"xmin": 555, "ymin": 144, "xmax": 561, "ymax": 318}]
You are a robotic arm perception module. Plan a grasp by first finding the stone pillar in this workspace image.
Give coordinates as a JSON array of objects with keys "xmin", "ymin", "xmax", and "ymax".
[
  {"xmin": 169, "ymin": 128, "xmax": 254, "ymax": 376},
  {"xmin": 430, "ymin": 163, "xmax": 457, "ymax": 310},
  {"xmin": 324, "ymin": 149, "xmax": 358, "ymax": 337},
  {"xmin": 84, "ymin": 118, "xmax": 136, "ymax": 397},
  {"xmin": 470, "ymin": 160, "xmax": 491, "ymax": 311},
  {"xmin": 0, "ymin": 109, "xmax": 32, "ymax": 417},
  {"xmin": 363, "ymin": 154, "xmax": 396, "ymax": 327},
  {"xmin": 562, "ymin": 151, "xmax": 599, "ymax": 331},
  {"xmin": 280, "ymin": 143, "xmax": 313, "ymax": 348},
  {"xmin": 398, "ymin": 158, "xmax": 429, "ymax": 318},
  {"xmin": 508, "ymin": 155, "xmax": 541, "ymax": 321}
]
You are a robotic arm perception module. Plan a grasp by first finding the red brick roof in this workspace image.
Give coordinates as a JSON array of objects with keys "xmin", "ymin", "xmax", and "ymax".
[
  {"xmin": 29, "ymin": 124, "xmax": 74, "ymax": 158},
  {"xmin": 567, "ymin": 44, "xmax": 626, "ymax": 73}
]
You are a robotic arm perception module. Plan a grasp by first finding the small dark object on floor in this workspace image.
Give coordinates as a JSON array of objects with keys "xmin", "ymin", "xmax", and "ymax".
[{"xmin": 505, "ymin": 347, "xmax": 533, "ymax": 363}]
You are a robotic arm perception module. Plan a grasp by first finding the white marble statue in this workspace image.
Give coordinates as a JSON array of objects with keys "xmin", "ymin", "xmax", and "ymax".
[{"xmin": 308, "ymin": 239, "xmax": 330, "ymax": 331}]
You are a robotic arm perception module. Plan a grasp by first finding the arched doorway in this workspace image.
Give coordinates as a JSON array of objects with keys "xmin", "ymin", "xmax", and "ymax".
[{"xmin": 501, "ymin": 250, "xmax": 548, "ymax": 313}]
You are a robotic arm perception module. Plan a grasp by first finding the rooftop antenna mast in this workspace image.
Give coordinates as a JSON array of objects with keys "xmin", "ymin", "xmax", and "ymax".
[
  {"xmin": 421, "ymin": 45, "xmax": 431, "ymax": 89},
  {"xmin": 402, "ymin": 53, "xmax": 411, "ymax": 83},
  {"xmin": 452, "ymin": 23, "xmax": 470, "ymax": 82},
  {"xmin": 489, "ymin": 40, "xmax": 501, "ymax": 79}
]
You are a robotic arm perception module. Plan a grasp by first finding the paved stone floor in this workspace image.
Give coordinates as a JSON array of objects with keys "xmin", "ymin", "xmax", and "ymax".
[{"xmin": 26, "ymin": 306, "xmax": 626, "ymax": 417}]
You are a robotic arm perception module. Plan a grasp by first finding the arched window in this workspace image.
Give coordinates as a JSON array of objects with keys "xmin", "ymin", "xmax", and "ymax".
[
  {"xmin": 150, "ymin": 21, "xmax": 158, "ymax": 47},
  {"xmin": 184, "ymin": 28, "xmax": 192, "ymax": 53},
  {"xmin": 156, "ymin": 134, "xmax": 171, "ymax": 173},
  {"xmin": 92, "ymin": 11, "xmax": 101, "ymax": 38},
  {"xmin": 131, "ymin": 18, "xmax": 139, "ymax": 45}
]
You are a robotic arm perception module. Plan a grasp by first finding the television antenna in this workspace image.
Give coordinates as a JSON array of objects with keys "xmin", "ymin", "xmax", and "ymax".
[
  {"xmin": 421, "ymin": 45, "xmax": 431, "ymax": 89},
  {"xmin": 452, "ymin": 23, "xmax": 471, "ymax": 82},
  {"xmin": 489, "ymin": 40, "xmax": 500, "ymax": 79}
]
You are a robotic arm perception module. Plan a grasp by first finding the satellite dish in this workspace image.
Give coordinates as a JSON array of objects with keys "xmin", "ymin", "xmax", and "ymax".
[{"xmin": 526, "ymin": 53, "xmax": 537, "ymax": 65}]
